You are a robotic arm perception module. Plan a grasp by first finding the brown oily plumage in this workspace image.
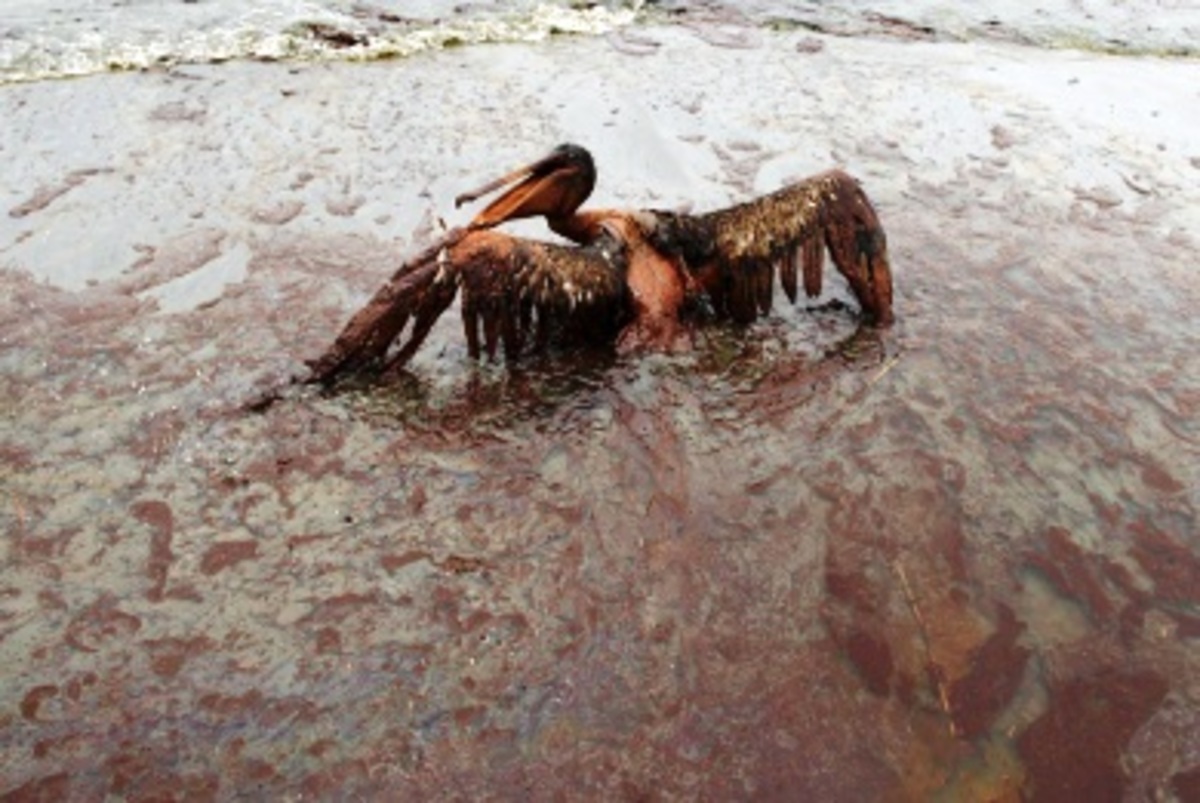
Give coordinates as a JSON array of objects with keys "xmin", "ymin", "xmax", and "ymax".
[
  {"xmin": 643, "ymin": 170, "xmax": 894, "ymax": 326},
  {"xmin": 305, "ymin": 227, "xmax": 631, "ymax": 386},
  {"xmin": 306, "ymin": 148, "xmax": 894, "ymax": 386}
]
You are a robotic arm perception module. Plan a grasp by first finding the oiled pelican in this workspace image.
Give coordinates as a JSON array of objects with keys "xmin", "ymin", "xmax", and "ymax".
[{"xmin": 306, "ymin": 144, "xmax": 893, "ymax": 385}]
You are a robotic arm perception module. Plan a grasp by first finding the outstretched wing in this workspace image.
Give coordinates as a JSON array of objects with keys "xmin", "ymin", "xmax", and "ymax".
[
  {"xmin": 645, "ymin": 170, "xmax": 894, "ymax": 325},
  {"xmin": 306, "ymin": 228, "xmax": 630, "ymax": 385}
]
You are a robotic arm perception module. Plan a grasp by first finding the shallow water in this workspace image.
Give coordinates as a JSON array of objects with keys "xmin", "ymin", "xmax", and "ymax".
[
  {"xmin": 3, "ymin": 200, "xmax": 1196, "ymax": 799},
  {"xmin": 2, "ymin": 19, "xmax": 1199, "ymax": 803},
  {"xmin": 3, "ymin": 0, "xmax": 1197, "ymax": 84},
  {"xmin": 0, "ymin": 0, "xmax": 642, "ymax": 84}
]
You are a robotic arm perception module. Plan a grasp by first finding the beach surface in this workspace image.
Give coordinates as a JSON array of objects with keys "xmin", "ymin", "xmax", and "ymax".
[{"xmin": 2, "ymin": 4, "xmax": 1199, "ymax": 800}]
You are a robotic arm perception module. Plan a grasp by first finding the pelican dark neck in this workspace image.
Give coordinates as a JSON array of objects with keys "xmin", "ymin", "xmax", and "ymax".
[{"xmin": 548, "ymin": 214, "xmax": 596, "ymax": 244}]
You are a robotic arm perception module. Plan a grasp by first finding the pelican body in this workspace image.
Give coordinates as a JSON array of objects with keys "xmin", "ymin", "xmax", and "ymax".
[{"xmin": 307, "ymin": 144, "xmax": 894, "ymax": 385}]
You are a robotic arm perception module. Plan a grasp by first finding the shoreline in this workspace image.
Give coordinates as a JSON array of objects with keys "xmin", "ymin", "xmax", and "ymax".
[{"xmin": 2, "ymin": 0, "xmax": 1198, "ymax": 87}]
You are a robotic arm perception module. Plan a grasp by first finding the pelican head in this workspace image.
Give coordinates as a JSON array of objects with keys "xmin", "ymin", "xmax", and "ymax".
[{"xmin": 455, "ymin": 143, "xmax": 597, "ymax": 229}]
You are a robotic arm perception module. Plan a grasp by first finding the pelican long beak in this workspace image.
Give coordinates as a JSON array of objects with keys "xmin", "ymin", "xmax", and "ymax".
[
  {"xmin": 453, "ymin": 155, "xmax": 553, "ymax": 210},
  {"xmin": 454, "ymin": 144, "xmax": 595, "ymax": 230}
]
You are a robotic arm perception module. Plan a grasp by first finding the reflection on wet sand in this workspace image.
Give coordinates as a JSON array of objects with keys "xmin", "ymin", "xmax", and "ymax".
[{"xmin": 3, "ymin": 196, "xmax": 1196, "ymax": 799}]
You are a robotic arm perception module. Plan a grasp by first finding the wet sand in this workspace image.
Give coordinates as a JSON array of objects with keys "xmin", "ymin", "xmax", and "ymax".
[{"xmin": 2, "ymin": 20, "xmax": 1199, "ymax": 802}]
